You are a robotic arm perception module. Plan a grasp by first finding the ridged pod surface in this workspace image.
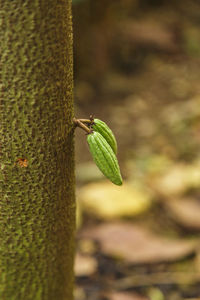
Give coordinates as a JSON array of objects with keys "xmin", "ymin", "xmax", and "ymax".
[
  {"xmin": 92, "ymin": 119, "xmax": 117, "ymax": 154},
  {"xmin": 87, "ymin": 132, "xmax": 122, "ymax": 185}
]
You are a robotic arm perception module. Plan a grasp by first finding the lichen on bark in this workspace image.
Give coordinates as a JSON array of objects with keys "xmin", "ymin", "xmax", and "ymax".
[{"xmin": 0, "ymin": 1, "xmax": 75, "ymax": 299}]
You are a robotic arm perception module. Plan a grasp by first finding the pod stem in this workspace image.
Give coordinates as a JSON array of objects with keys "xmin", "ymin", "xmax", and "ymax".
[
  {"xmin": 73, "ymin": 118, "xmax": 92, "ymax": 134},
  {"xmin": 79, "ymin": 115, "xmax": 94, "ymax": 125},
  {"xmin": 78, "ymin": 119, "xmax": 92, "ymax": 124}
]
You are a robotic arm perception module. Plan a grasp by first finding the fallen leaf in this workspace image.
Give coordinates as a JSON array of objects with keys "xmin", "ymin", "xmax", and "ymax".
[
  {"xmin": 166, "ymin": 197, "xmax": 200, "ymax": 230},
  {"xmin": 80, "ymin": 222, "xmax": 196, "ymax": 264},
  {"xmin": 78, "ymin": 182, "xmax": 152, "ymax": 219},
  {"xmin": 119, "ymin": 20, "xmax": 179, "ymax": 52},
  {"xmin": 105, "ymin": 291, "xmax": 148, "ymax": 300},
  {"xmin": 74, "ymin": 252, "xmax": 97, "ymax": 277},
  {"xmin": 147, "ymin": 287, "xmax": 164, "ymax": 300},
  {"xmin": 150, "ymin": 162, "xmax": 200, "ymax": 197}
]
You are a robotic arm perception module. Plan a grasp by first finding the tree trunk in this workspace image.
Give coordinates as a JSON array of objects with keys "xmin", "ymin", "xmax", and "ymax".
[{"xmin": 0, "ymin": 1, "xmax": 75, "ymax": 299}]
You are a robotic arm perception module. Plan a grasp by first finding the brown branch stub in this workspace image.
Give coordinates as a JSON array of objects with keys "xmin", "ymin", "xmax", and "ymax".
[
  {"xmin": 78, "ymin": 118, "xmax": 92, "ymax": 124},
  {"xmin": 73, "ymin": 118, "xmax": 92, "ymax": 134},
  {"xmin": 78, "ymin": 115, "xmax": 94, "ymax": 125},
  {"xmin": 73, "ymin": 117, "xmax": 78, "ymax": 126}
]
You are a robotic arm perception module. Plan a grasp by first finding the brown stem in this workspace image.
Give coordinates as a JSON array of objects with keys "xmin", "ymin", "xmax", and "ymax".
[
  {"xmin": 73, "ymin": 118, "xmax": 92, "ymax": 134},
  {"xmin": 78, "ymin": 119, "xmax": 92, "ymax": 124}
]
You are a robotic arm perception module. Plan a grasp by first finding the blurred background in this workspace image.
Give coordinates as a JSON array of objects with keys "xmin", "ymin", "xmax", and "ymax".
[{"xmin": 72, "ymin": 1, "xmax": 200, "ymax": 299}]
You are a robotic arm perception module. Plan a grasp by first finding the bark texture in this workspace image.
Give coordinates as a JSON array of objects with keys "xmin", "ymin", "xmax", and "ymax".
[{"xmin": 0, "ymin": 1, "xmax": 75, "ymax": 299}]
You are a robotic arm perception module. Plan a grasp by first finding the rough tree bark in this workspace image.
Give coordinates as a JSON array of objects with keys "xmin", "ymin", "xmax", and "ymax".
[{"xmin": 0, "ymin": 1, "xmax": 75, "ymax": 299}]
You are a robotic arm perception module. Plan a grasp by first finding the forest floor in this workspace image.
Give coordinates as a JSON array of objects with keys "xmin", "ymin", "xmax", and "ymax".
[{"xmin": 73, "ymin": 1, "xmax": 200, "ymax": 299}]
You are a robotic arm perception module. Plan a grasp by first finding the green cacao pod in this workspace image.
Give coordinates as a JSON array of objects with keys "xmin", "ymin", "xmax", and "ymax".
[
  {"xmin": 87, "ymin": 131, "xmax": 122, "ymax": 186},
  {"xmin": 92, "ymin": 118, "xmax": 117, "ymax": 154}
]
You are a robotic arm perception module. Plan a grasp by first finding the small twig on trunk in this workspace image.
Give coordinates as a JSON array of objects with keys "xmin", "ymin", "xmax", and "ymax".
[{"xmin": 73, "ymin": 118, "xmax": 92, "ymax": 134}]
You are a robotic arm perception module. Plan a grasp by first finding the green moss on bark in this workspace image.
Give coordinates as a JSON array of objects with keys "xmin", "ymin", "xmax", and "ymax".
[{"xmin": 0, "ymin": 1, "xmax": 75, "ymax": 299}]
